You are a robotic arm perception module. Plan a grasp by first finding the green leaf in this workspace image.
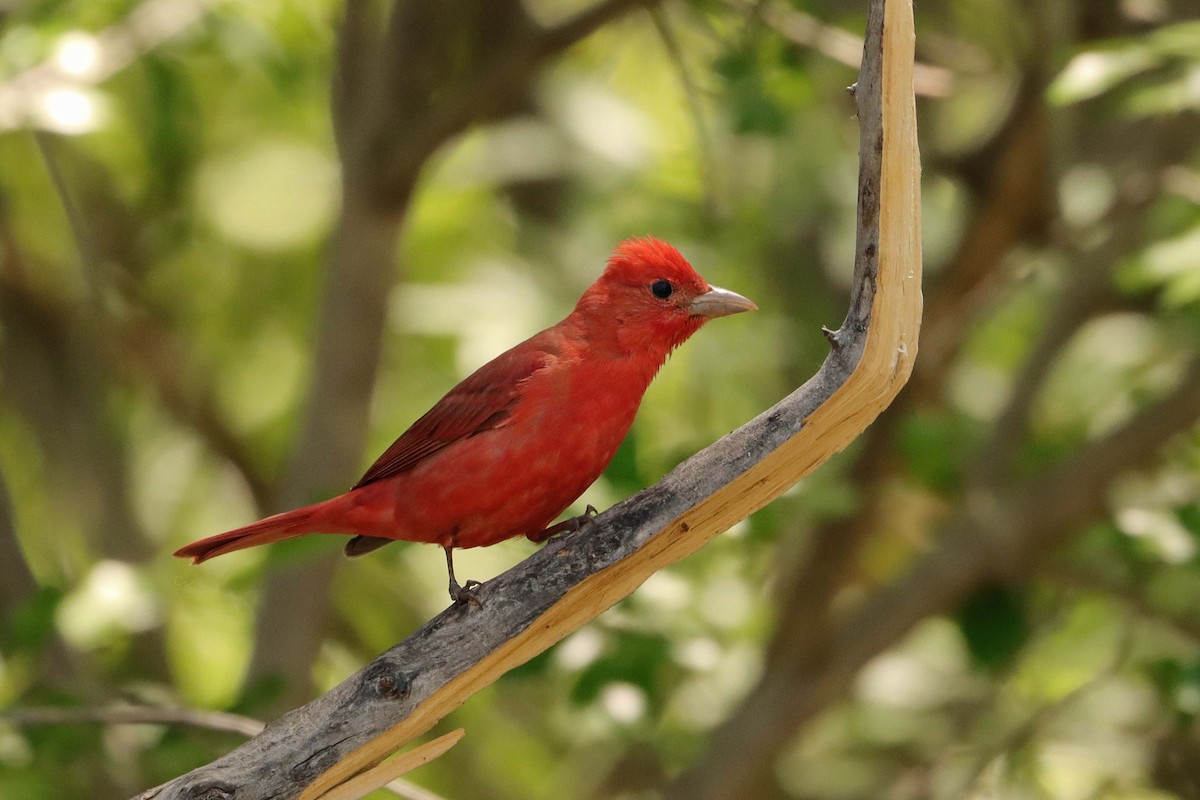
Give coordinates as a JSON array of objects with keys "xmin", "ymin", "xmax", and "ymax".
[
  {"xmin": 604, "ymin": 434, "xmax": 644, "ymax": 495},
  {"xmin": 1049, "ymin": 48, "xmax": 1159, "ymax": 105},
  {"xmin": 955, "ymin": 584, "xmax": 1030, "ymax": 673},
  {"xmin": 570, "ymin": 631, "xmax": 670, "ymax": 709},
  {"xmin": 899, "ymin": 411, "xmax": 980, "ymax": 493},
  {"xmin": 1, "ymin": 586, "xmax": 62, "ymax": 653}
]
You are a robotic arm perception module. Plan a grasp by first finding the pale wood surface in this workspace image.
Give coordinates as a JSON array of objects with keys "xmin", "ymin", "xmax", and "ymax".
[{"xmin": 310, "ymin": 729, "xmax": 463, "ymax": 800}]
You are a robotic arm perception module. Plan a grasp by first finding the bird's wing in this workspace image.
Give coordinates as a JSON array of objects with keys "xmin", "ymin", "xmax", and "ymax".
[{"xmin": 353, "ymin": 338, "xmax": 555, "ymax": 489}]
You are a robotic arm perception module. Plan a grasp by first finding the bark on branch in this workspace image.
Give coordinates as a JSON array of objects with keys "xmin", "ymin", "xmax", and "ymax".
[{"xmin": 139, "ymin": 0, "xmax": 920, "ymax": 797}]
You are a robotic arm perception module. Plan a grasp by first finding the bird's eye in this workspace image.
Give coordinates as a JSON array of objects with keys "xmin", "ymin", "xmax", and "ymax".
[{"xmin": 650, "ymin": 279, "xmax": 673, "ymax": 299}]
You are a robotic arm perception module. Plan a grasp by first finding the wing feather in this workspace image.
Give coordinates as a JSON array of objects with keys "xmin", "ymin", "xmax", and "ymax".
[{"xmin": 353, "ymin": 338, "xmax": 555, "ymax": 488}]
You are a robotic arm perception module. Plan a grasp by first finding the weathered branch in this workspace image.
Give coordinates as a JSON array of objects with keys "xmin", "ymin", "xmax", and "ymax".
[{"xmin": 140, "ymin": 0, "xmax": 920, "ymax": 796}]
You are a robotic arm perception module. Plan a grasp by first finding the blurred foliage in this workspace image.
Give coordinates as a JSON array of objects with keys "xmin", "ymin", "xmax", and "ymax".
[{"xmin": 0, "ymin": 0, "xmax": 1199, "ymax": 799}]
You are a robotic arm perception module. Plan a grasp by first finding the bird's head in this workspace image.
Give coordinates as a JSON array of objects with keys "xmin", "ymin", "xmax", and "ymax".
[{"xmin": 575, "ymin": 237, "xmax": 757, "ymax": 356}]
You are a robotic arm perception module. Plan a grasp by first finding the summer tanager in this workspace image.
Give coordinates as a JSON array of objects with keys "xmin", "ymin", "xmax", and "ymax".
[{"xmin": 174, "ymin": 237, "xmax": 755, "ymax": 601}]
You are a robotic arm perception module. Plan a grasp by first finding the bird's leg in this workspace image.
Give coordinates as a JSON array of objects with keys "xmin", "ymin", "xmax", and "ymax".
[
  {"xmin": 444, "ymin": 546, "xmax": 482, "ymax": 607},
  {"xmin": 528, "ymin": 505, "xmax": 600, "ymax": 543}
]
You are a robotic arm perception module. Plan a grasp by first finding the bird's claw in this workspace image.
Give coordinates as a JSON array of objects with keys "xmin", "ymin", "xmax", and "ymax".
[
  {"xmin": 450, "ymin": 579, "xmax": 484, "ymax": 608},
  {"xmin": 529, "ymin": 505, "xmax": 601, "ymax": 543},
  {"xmin": 578, "ymin": 504, "xmax": 600, "ymax": 533}
]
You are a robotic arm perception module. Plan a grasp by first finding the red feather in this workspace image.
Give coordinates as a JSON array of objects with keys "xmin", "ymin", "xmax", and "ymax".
[
  {"xmin": 173, "ymin": 238, "xmax": 754, "ymax": 595},
  {"xmin": 354, "ymin": 341, "xmax": 552, "ymax": 488}
]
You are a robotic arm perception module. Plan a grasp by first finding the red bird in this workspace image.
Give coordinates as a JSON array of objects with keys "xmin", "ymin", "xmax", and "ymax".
[{"xmin": 174, "ymin": 238, "xmax": 755, "ymax": 601}]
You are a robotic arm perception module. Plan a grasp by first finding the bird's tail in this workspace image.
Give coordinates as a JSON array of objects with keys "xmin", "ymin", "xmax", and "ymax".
[{"xmin": 173, "ymin": 504, "xmax": 324, "ymax": 564}]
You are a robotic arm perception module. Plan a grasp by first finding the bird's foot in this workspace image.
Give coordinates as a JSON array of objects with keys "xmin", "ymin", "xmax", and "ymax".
[
  {"xmin": 450, "ymin": 578, "xmax": 484, "ymax": 608},
  {"xmin": 528, "ymin": 505, "xmax": 600, "ymax": 543}
]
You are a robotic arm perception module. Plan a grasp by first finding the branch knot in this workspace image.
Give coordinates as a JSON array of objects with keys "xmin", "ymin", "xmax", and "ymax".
[{"xmin": 359, "ymin": 661, "xmax": 414, "ymax": 702}]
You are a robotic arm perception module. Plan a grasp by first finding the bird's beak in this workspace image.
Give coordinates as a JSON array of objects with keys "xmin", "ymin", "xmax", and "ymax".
[{"xmin": 689, "ymin": 285, "xmax": 758, "ymax": 318}]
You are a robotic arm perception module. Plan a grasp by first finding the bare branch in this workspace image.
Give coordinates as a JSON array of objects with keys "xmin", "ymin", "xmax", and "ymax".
[{"xmin": 3, "ymin": 705, "xmax": 266, "ymax": 738}]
